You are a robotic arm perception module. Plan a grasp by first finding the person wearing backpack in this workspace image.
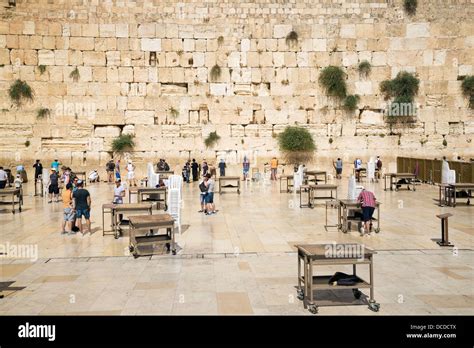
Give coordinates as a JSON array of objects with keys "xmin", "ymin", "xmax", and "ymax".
[{"xmin": 198, "ymin": 175, "xmax": 209, "ymax": 213}]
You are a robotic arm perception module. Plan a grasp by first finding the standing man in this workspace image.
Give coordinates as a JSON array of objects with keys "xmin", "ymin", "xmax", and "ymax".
[
  {"xmin": 354, "ymin": 158, "xmax": 362, "ymax": 182},
  {"xmin": 47, "ymin": 168, "xmax": 60, "ymax": 203},
  {"xmin": 242, "ymin": 156, "xmax": 250, "ymax": 181},
  {"xmin": 106, "ymin": 160, "xmax": 115, "ymax": 183},
  {"xmin": 204, "ymin": 173, "xmax": 217, "ymax": 215},
  {"xmin": 51, "ymin": 159, "xmax": 61, "ymax": 172},
  {"xmin": 376, "ymin": 156, "xmax": 382, "ymax": 180},
  {"xmin": 126, "ymin": 160, "xmax": 137, "ymax": 187},
  {"xmin": 202, "ymin": 160, "xmax": 209, "ymax": 177},
  {"xmin": 33, "ymin": 160, "xmax": 43, "ymax": 180},
  {"xmin": 115, "ymin": 159, "xmax": 121, "ymax": 181},
  {"xmin": 73, "ymin": 180, "xmax": 91, "ymax": 234},
  {"xmin": 333, "ymin": 158, "xmax": 343, "ymax": 179},
  {"xmin": 191, "ymin": 159, "xmax": 199, "ymax": 181},
  {"xmin": 61, "ymin": 183, "xmax": 75, "ymax": 234},
  {"xmin": 0, "ymin": 166, "xmax": 9, "ymax": 189},
  {"xmin": 270, "ymin": 157, "xmax": 278, "ymax": 180},
  {"xmin": 218, "ymin": 158, "xmax": 226, "ymax": 177},
  {"xmin": 357, "ymin": 188, "xmax": 377, "ymax": 236}
]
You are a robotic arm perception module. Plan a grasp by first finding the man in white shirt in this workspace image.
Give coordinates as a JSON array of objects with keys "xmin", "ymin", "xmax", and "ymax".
[
  {"xmin": 0, "ymin": 167, "xmax": 8, "ymax": 189},
  {"xmin": 113, "ymin": 179, "xmax": 126, "ymax": 204},
  {"xmin": 204, "ymin": 173, "xmax": 217, "ymax": 215}
]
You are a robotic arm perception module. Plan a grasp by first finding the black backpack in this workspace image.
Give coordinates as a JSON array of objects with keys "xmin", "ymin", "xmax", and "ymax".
[{"xmin": 199, "ymin": 181, "xmax": 208, "ymax": 193}]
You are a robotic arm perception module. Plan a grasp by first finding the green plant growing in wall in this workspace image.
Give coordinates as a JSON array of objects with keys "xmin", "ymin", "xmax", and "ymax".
[
  {"xmin": 277, "ymin": 126, "xmax": 316, "ymax": 165},
  {"xmin": 343, "ymin": 94, "xmax": 360, "ymax": 111},
  {"xmin": 25, "ymin": 140, "xmax": 30, "ymax": 147},
  {"xmin": 210, "ymin": 64, "xmax": 221, "ymax": 82},
  {"xmin": 461, "ymin": 75, "xmax": 474, "ymax": 109},
  {"xmin": 169, "ymin": 107, "xmax": 179, "ymax": 118},
  {"xmin": 318, "ymin": 66, "xmax": 347, "ymax": 100},
  {"xmin": 204, "ymin": 131, "xmax": 220, "ymax": 148},
  {"xmin": 358, "ymin": 60, "xmax": 371, "ymax": 78},
  {"xmin": 328, "ymin": 137, "xmax": 333, "ymax": 144},
  {"xmin": 111, "ymin": 134, "xmax": 135, "ymax": 153},
  {"xmin": 38, "ymin": 65, "xmax": 47, "ymax": 75},
  {"xmin": 404, "ymin": 0, "xmax": 417, "ymax": 16},
  {"xmin": 442, "ymin": 138, "xmax": 447, "ymax": 147},
  {"xmin": 8, "ymin": 79, "xmax": 34, "ymax": 107},
  {"xmin": 285, "ymin": 30, "xmax": 298, "ymax": 48},
  {"xmin": 37, "ymin": 107, "xmax": 51, "ymax": 119},
  {"xmin": 380, "ymin": 71, "xmax": 420, "ymax": 117},
  {"xmin": 217, "ymin": 36, "xmax": 224, "ymax": 46},
  {"xmin": 69, "ymin": 67, "xmax": 80, "ymax": 82}
]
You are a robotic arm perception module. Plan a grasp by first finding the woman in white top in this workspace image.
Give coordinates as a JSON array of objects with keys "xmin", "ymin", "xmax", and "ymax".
[{"xmin": 126, "ymin": 161, "xmax": 137, "ymax": 187}]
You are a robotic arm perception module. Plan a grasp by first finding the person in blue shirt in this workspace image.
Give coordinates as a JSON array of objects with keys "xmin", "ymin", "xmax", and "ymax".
[{"xmin": 51, "ymin": 159, "xmax": 60, "ymax": 172}]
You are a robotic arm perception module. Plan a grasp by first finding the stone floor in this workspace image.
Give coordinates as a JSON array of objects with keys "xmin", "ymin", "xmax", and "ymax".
[{"xmin": 0, "ymin": 174, "xmax": 473, "ymax": 315}]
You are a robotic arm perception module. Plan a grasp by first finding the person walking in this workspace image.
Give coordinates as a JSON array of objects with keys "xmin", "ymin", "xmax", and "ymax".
[
  {"xmin": 270, "ymin": 157, "xmax": 278, "ymax": 180},
  {"xmin": 191, "ymin": 159, "xmax": 199, "ymax": 181},
  {"xmin": 218, "ymin": 158, "xmax": 226, "ymax": 177},
  {"xmin": 357, "ymin": 188, "xmax": 377, "ymax": 236},
  {"xmin": 334, "ymin": 158, "xmax": 343, "ymax": 179},
  {"xmin": 33, "ymin": 160, "xmax": 43, "ymax": 180},
  {"xmin": 61, "ymin": 183, "xmax": 75, "ymax": 234},
  {"xmin": 72, "ymin": 180, "xmax": 91, "ymax": 234},
  {"xmin": 47, "ymin": 168, "xmax": 60, "ymax": 203}
]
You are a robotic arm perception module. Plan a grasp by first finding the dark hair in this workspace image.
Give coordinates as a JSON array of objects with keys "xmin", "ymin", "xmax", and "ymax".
[
  {"xmin": 77, "ymin": 181, "xmax": 84, "ymax": 187},
  {"xmin": 66, "ymin": 183, "xmax": 73, "ymax": 190},
  {"xmin": 0, "ymin": 167, "xmax": 3, "ymax": 170},
  {"xmin": 36, "ymin": 159, "xmax": 40, "ymax": 162},
  {"xmin": 337, "ymin": 158, "xmax": 341, "ymax": 160},
  {"xmin": 205, "ymin": 173, "xmax": 211, "ymax": 178}
]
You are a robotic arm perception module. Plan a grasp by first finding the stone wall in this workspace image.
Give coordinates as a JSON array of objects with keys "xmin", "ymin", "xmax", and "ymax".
[{"xmin": 0, "ymin": 0, "xmax": 473, "ymax": 172}]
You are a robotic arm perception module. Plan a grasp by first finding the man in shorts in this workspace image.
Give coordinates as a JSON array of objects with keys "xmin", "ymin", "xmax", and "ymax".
[
  {"xmin": 73, "ymin": 180, "xmax": 91, "ymax": 234},
  {"xmin": 61, "ymin": 183, "xmax": 75, "ymax": 234},
  {"xmin": 204, "ymin": 173, "xmax": 216, "ymax": 215},
  {"xmin": 334, "ymin": 158, "xmax": 343, "ymax": 179},
  {"xmin": 357, "ymin": 188, "xmax": 376, "ymax": 236},
  {"xmin": 47, "ymin": 168, "xmax": 60, "ymax": 203}
]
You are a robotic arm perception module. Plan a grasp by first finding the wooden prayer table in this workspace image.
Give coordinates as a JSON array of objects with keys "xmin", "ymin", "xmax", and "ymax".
[
  {"xmin": 300, "ymin": 184, "xmax": 338, "ymax": 208},
  {"xmin": 305, "ymin": 170, "xmax": 327, "ymax": 184},
  {"xmin": 129, "ymin": 187, "xmax": 167, "ymax": 210},
  {"xmin": 445, "ymin": 183, "xmax": 474, "ymax": 207},
  {"xmin": 383, "ymin": 173, "xmax": 416, "ymax": 191},
  {"xmin": 128, "ymin": 214, "xmax": 176, "ymax": 258},
  {"xmin": 337, "ymin": 199, "xmax": 381, "ymax": 234},
  {"xmin": 102, "ymin": 202, "xmax": 153, "ymax": 239},
  {"xmin": 0, "ymin": 188, "xmax": 22, "ymax": 214},
  {"xmin": 296, "ymin": 243, "xmax": 379, "ymax": 314},
  {"xmin": 218, "ymin": 176, "xmax": 240, "ymax": 194}
]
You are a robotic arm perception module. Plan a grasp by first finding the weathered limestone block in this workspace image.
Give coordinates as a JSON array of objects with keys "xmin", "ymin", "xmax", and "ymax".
[
  {"xmin": 360, "ymin": 110, "xmax": 384, "ymax": 125},
  {"xmin": 125, "ymin": 110, "xmax": 155, "ymax": 125},
  {"xmin": 406, "ymin": 23, "xmax": 430, "ymax": 38},
  {"xmin": 38, "ymin": 50, "xmax": 55, "ymax": 65},
  {"xmin": 230, "ymin": 125, "xmax": 245, "ymax": 137},
  {"xmin": 161, "ymin": 125, "xmax": 181, "ymax": 138},
  {"xmin": 273, "ymin": 24, "xmax": 292, "ymax": 39},
  {"xmin": 264, "ymin": 109, "xmax": 288, "ymax": 124},
  {"xmin": 83, "ymin": 51, "xmax": 106, "ymax": 66},
  {"xmin": 180, "ymin": 125, "xmax": 202, "ymax": 138}
]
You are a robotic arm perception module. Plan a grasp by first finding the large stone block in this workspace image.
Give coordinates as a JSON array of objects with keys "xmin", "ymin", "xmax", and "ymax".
[{"xmin": 125, "ymin": 110, "xmax": 155, "ymax": 125}]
